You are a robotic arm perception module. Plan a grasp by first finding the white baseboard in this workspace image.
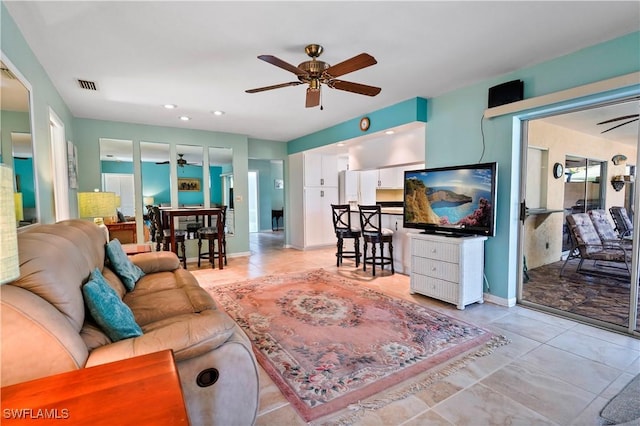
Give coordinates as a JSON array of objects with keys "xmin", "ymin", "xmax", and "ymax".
[{"xmin": 483, "ymin": 292, "xmax": 516, "ymax": 307}]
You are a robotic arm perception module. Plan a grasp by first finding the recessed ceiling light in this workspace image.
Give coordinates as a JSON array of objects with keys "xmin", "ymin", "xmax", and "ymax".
[
  {"xmin": 337, "ymin": 143, "xmax": 345, "ymax": 147},
  {"xmin": 179, "ymin": 116, "xmax": 191, "ymax": 121},
  {"xmin": 163, "ymin": 104, "xmax": 177, "ymax": 109},
  {"xmin": 212, "ymin": 110, "xmax": 225, "ymax": 116},
  {"xmin": 385, "ymin": 130, "xmax": 395, "ymax": 135}
]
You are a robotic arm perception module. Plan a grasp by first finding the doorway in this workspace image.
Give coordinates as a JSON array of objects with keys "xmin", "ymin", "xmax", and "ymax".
[
  {"xmin": 248, "ymin": 170, "xmax": 259, "ymax": 233},
  {"xmin": 49, "ymin": 109, "xmax": 69, "ymax": 222},
  {"xmin": 519, "ymin": 97, "xmax": 639, "ymax": 335}
]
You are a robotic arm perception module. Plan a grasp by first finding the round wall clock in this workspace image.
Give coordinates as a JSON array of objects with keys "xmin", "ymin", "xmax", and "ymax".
[
  {"xmin": 553, "ymin": 162, "xmax": 564, "ymax": 179},
  {"xmin": 359, "ymin": 117, "xmax": 370, "ymax": 131}
]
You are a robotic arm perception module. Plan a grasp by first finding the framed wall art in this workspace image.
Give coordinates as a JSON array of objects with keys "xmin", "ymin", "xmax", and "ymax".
[{"xmin": 178, "ymin": 178, "xmax": 201, "ymax": 192}]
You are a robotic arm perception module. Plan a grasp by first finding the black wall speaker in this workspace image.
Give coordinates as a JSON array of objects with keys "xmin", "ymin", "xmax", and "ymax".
[{"xmin": 488, "ymin": 80, "xmax": 524, "ymax": 108}]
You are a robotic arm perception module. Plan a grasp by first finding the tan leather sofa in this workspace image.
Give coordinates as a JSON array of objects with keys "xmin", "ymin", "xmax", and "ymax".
[{"xmin": 1, "ymin": 220, "xmax": 259, "ymax": 425}]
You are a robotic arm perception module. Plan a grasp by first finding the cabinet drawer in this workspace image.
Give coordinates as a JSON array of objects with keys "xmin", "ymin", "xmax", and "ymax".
[
  {"xmin": 411, "ymin": 239, "xmax": 459, "ymax": 263},
  {"xmin": 411, "ymin": 274, "xmax": 459, "ymax": 304},
  {"xmin": 412, "ymin": 257, "xmax": 459, "ymax": 282}
]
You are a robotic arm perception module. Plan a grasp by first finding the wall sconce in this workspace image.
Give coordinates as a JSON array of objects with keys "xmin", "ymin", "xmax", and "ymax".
[
  {"xmin": 612, "ymin": 154, "xmax": 627, "ymax": 166},
  {"xmin": 611, "ymin": 176, "xmax": 625, "ymax": 192}
]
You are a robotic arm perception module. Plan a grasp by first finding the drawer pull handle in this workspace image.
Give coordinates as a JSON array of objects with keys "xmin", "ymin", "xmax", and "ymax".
[{"xmin": 431, "ymin": 267, "xmax": 437, "ymax": 271}]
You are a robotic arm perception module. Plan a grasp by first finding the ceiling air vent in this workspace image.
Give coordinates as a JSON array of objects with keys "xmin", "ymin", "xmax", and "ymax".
[{"xmin": 77, "ymin": 79, "xmax": 98, "ymax": 91}]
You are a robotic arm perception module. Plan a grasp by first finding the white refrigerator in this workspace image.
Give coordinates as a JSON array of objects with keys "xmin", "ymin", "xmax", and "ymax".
[{"xmin": 338, "ymin": 170, "xmax": 377, "ymax": 206}]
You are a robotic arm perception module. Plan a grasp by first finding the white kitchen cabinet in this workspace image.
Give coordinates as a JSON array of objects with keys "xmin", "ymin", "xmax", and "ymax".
[
  {"xmin": 381, "ymin": 214, "xmax": 418, "ymax": 274},
  {"xmin": 376, "ymin": 164, "xmax": 424, "ymax": 189},
  {"xmin": 289, "ymin": 152, "xmax": 340, "ymax": 249},
  {"xmin": 304, "ymin": 152, "xmax": 338, "ymax": 187},
  {"xmin": 409, "ymin": 233, "xmax": 486, "ymax": 309},
  {"xmin": 304, "ymin": 186, "xmax": 338, "ymax": 247},
  {"xmin": 377, "ymin": 167, "xmax": 399, "ymax": 188},
  {"xmin": 359, "ymin": 170, "xmax": 378, "ymax": 205}
]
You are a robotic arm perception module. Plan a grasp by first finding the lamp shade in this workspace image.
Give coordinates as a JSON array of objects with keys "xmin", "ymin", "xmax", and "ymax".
[
  {"xmin": 78, "ymin": 191, "xmax": 117, "ymax": 220},
  {"xmin": 14, "ymin": 193, "xmax": 24, "ymax": 222},
  {"xmin": 143, "ymin": 196, "xmax": 155, "ymax": 206},
  {"xmin": 115, "ymin": 195, "xmax": 121, "ymax": 208},
  {"xmin": 0, "ymin": 164, "xmax": 20, "ymax": 284}
]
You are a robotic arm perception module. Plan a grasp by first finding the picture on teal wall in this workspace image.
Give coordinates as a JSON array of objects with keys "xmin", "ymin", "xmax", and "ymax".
[{"xmin": 178, "ymin": 178, "xmax": 200, "ymax": 191}]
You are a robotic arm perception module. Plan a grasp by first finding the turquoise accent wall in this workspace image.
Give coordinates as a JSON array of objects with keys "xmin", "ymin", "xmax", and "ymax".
[
  {"xmin": 141, "ymin": 162, "xmax": 170, "ymax": 204},
  {"xmin": 13, "ymin": 157, "xmax": 35, "ymax": 208},
  {"xmin": 288, "ymin": 97, "xmax": 427, "ymax": 154},
  {"xmin": 101, "ymin": 161, "xmax": 134, "ymax": 174}
]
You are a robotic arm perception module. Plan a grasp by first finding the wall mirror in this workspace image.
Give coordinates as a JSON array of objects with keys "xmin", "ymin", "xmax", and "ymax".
[
  {"xmin": 1, "ymin": 59, "xmax": 36, "ymax": 226},
  {"xmin": 176, "ymin": 144, "xmax": 204, "ymax": 207},
  {"xmin": 209, "ymin": 146, "xmax": 234, "ymax": 235},
  {"xmin": 140, "ymin": 141, "xmax": 171, "ymax": 208},
  {"xmin": 99, "ymin": 138, "xmax": 135, "ymax": 217}
]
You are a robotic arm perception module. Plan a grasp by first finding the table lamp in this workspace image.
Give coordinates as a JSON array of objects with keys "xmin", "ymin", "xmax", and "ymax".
[
  {"xmin": 143, "ymin": 196, "xmax": 155, "ymax": 206},
  {"xmin": 1, "ymin": 164, "xmax": 20, "ymax": 284},
  {"xmin": 14, "ymin": 192, "xmax": 24, "ymax": 222},
  {"xmin": 78, "ymin": 190, "xmax": 117, "ymax": 225}
]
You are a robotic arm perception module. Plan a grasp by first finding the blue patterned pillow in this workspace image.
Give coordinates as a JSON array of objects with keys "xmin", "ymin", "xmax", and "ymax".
[
  {"xmin": 83, "ymin": 268, "xmax": 143, "ymax": 342},
  {"xmin": 105, "ymin": 239, "xmax": 144, "ymax": 291}
]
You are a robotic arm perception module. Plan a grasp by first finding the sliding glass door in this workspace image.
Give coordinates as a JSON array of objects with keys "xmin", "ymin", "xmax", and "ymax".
[{"xmin": 519, "ymin": 98, "xmax": 639, "ymax": 336}]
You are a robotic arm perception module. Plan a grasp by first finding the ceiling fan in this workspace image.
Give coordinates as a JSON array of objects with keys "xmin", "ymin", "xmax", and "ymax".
[
  {"xmin": 245, "ymin": 44, "xmax": 381, "ymax": 108},
  {"xmin": 156, "ymin": 154, "xmax": 191, "ymax": 167},
  {"xmin": 597, "ymin": 114, "xmax": 639, "ymax": 133}
]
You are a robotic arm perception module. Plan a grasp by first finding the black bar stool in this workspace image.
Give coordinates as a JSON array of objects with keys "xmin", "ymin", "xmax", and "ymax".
[
  {"xmin": 150, "ymin": 206, "xmax": 186, "ymax": 268},
  {"xmin": 197, "ymin": 206, "xmax": 227, "ymax": 268},
  {"xmin": 331, "ymin": 204, "xmax": 361, "ymax": 267},
  {"xmin": 358, "ymin": 205, "xmax": 394, "ymax": 276}
]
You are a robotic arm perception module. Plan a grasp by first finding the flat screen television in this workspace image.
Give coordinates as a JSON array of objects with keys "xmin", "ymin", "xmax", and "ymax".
[{"xmin": 403, "ymin": 162, "xmax": 497, "ymax": 237}]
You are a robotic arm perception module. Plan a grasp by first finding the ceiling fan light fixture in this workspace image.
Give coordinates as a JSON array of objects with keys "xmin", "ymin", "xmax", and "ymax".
[{"xmin": 246, "ymin": 44, "xmax": 381, "ymax": 108}]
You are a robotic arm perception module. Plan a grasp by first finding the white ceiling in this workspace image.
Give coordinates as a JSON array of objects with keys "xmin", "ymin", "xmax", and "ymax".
[{"xmin": 4, "ymin": 1, "xmax": 639, "ymax": 143}]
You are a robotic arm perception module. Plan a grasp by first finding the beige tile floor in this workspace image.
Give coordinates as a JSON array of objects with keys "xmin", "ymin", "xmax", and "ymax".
[{"xmin": 190, "ymin": 232, "xmax": 640, "ymax": 426}]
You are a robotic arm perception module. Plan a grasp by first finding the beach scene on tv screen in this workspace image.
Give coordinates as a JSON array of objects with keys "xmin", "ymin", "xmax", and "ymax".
[{"xmin": 404, "ymin": 168, "xmax": 493, "ymax": 230}]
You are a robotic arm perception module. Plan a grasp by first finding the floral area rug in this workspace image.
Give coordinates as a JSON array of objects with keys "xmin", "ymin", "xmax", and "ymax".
[{"xmin": 208, "ymin": 269, "xmax": 505, "ymax": 422}]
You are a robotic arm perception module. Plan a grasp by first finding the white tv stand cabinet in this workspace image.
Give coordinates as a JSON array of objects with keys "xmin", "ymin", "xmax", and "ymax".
[{"xmin": 409, "ymin": 233, "xmax": 487, "ymax": 310}]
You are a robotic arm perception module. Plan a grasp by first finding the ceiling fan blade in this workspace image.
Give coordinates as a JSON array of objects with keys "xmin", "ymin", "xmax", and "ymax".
[
  {"xmin": 155, "ymin": 160, "xmax": 170, "ymax": 165},
  {"xmin": 329, "ymin": 80, "xmax": 381, "ymax": 96},
  {"xmin": 306, "ymin": 88, "xmax": 320, "ymax": 108},
  {"xmin": 245, "ymin": 81, "xmax": 303, "ymax": 93},
  {"xmin": 258, "ymin": 55, "xmax": 307, "ymax": 76},
  {"xmin": 324, "ymin": 53, "xmax": 377, "ymax": 78},
  {"xmin": 601, "ymin": 118, "xmax": 639, "ymax": 134},
  {"xmin": 597, "ymin": 114, "xmax": 639, "ymax": 125}
]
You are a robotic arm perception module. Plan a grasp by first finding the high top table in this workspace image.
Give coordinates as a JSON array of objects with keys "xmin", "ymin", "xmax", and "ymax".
[{"xmin": 161, "ymin": 207, "xmax": 224, "ymax": 269}]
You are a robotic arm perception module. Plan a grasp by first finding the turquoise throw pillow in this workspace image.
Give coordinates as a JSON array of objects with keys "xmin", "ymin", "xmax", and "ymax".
[
  {"xmin": 83, "ymin": 268, "xmax": 143, "ymax": 342},
  {"xmin": 105, "ymin": 239, "xmax": 144, "ymax": 291}
]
